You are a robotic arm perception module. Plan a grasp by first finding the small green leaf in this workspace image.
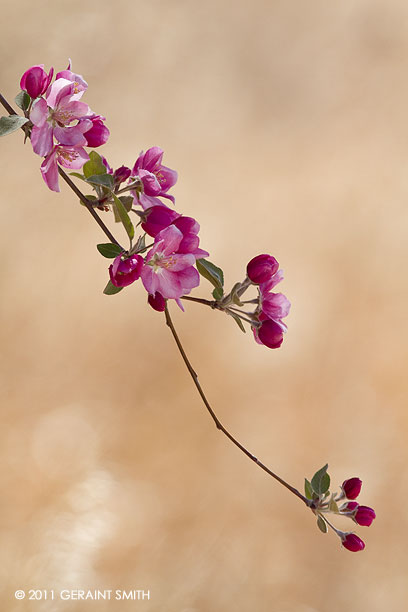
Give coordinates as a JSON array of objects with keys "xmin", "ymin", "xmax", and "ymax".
[
  {"xmin": 113, "ymin": 196, "xmax": 133, "ymax": 222},
  {"xmin": 78, "ymin": 194, "xmax": 98, "ymax": 207},
  {"xmin": 85, "ymin": 173, "xmax": 114, "ymax": 188},
  {"xmin": 70, "ymin": 172, "xmax": 86, "ymax": 181},
  {"xmin": 311, "ymin": 464, "xmax": 330, "ymax": 496},
  {"xmin": 83, "ymin": 151, "xmax": 107, "ymax": 178},
  {"xmin": 329, "ymin": 497, "xmax": 339, "ymax": 513},
  {"xmin": 212, "ymin": 287, "xmax": 224, "ymax": 300},
  {"xmin": 228, "ymin": 311, "xmax": 246, "ymax": 333},
  {"xmin": 196, "ymin": 259, "xmax": 224, "ymax": 289},
  {"xmin": 316, "ymin": 515, "xmax": 328, "ymax": 534},
  {"xmin": 97, "ymin": 243, "xmax": 124, "ymax": 258},
  {"xmin": 15, "ymin": 91, "xmax": 30, "ymax": 111},
  {"xmin": 0, "ymin": 115, "xmax": 28, "ymax": 137},
  {"xmin": 112, "ymin": 193, "xmax": 134, "ymax": 241},
  {"xmin": 103, "ymin": 280, "xmax": 124, "ymax": 295},
  {"xmin": 231, "ymin": 282, "xmax": 244, "ymax": 306},
  {"xmin": 304, "ymin": 478, "xmax": 314, "ymax": 501}
]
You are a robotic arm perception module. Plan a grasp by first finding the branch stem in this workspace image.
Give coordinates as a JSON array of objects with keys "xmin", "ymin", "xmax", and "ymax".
[{"xmin": 164, "ymin": 304, "xmax": 311, "ymax": 507}]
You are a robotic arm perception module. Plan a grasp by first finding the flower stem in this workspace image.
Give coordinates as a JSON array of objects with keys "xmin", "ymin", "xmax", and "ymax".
[
  {"xmin": 0, "ymin": 92, "xmax": 124, "ymax": 250},
  {"xmin": 164, "ymin": 304, "xmax": 311, "ymax": 507}
]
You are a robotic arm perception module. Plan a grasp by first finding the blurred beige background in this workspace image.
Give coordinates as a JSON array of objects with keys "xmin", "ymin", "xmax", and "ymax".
[{"xmin": 1, "ymin": 1, "xmax": 407, "ymax": 610}]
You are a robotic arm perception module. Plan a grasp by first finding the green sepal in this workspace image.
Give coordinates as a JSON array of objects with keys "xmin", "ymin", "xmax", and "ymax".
[
  {"xmin": 229, "ymin": 311, "xmax": 246, "ymax": 333},
  {"xmin": 329, "ymin": 497, "xmax": 339, "ymax": 513},
  {"xmin": 112, "ymin": 193, "xmax": 134, "ymax": 241},
  {"xmin": 85, "ymin": 173, "xmax": 114, "ymax": 189},
  {"xmin": 212, "ymin": 287, "xmax": 224, "ymax": 301},
  {"xmin": 316, "ymin": 515, "xmax": 328, "ymax": 534},
  {"xmin": 230, "ymin": 282, "xmax": 244, "ymax": 306},
  {"xmin": 97, "ymin": 243, "xmax": 124, "ymax": 258},
  {"xmin": 304, "ymin": 478, "xmax": 314, "ymax": 501},
  {"xmin": 196, "ymin": 259, "xmax": 224, "ymax": 290},
  {"xmin": 132, "ymin": 234, "xmax": 146, "ymax": 254},
  {"xmin": 0, "ymin": 115, "xmax": 29, "ymax": 137},
  {"xmin": 83, "ymin": 151, "xmax": 107, "ymax": 178},
  {"xmin": 311, "ymin": 464, "xmax": 330, "ymax": 496},
  {"xmin": 15, "ymin": 91, "xmax": 30, "ymax": 111},
  {"xmin": 103, "ymin": 280, "xmax": 124, "ymax": 295}
]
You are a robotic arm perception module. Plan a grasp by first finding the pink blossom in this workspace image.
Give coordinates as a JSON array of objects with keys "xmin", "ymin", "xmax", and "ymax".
[
  {"xmin": 131, "ymin": 147, "xmax": 178, "ymax": 209},
  {"xmin": 55, "ymin": 61, "xmax": 88, "ymax": 96},
  {"xmin": 40, "ymin": 145, "xmax": 89, "ymax": 192},
  {"xmin": 30, "ymin": 78, "xmax": 91, "ymax": 156},
  {"xmin": 141, "ymin": 205, "xmax": 180, "ymax": 237},
  {"xmin": 20, "ymin": 64, "xmax": 53, "ymax": 99},
  {"xmin": 109, "ymin": 254, "xmax": 143, "ymax": 288},
  {"xmin": 252, "ymin": 270, "xmax": 290, "ymax": 349},
  {"xmin": 141, "ymin": 225, "xmax": 199, "ymax": 299},
  {"xmin": 341, "ymin": 533, "xmax": 365, "ymax": 552}
]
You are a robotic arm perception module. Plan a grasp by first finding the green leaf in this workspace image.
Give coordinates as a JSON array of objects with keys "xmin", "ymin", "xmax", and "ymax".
[
  {"xmin": 103, "ymin": 280, "xmax": 124, "ymax": 295},
  {"xmin": 316, "ymin": 515, "xmax": 328, "ymax": 534},
  {"xmin": 304, "ymin": 478, "xmax": 314, "ymax": 501},
  {"xmin": 78, "ymin": 194, "xmax": 98, "ymax": 207},
  {"xmin": 85, "ymin": 173, "xmax": 114, "ymax": 189},
  {"xmin": 113, "ymin": 196, "xmax": 133, "ymax": 222},
  {"xmin": 112, "ymin": 193, "xmax": 134, "ymax": 241},
  {"xmin": 196, "ymin": 259, "xmax": 224, "ymax": 289},
  {"xmin": 132, "ymin": 234, "xmax": 146, "ymax": 253},
  {"xmin": 15, "ymin": 91, "xmax": 30, "ymax": 111},
  {"xmin": 70, "ymin": 172, "xmax": 86, "ymax": 181},
  {"xmin": 228, "ymin": 311, "xmax": 246, "ymax": 333},
  {"xmin": 0, "ymin": 115, "xmax": 28, "ymax": 137},
  {"xmin": 311, "ymin": 464, "xmax": 330, "ymax": 496},
  {"xmin": 97, "ymin": 243, "xmax": 124, "ymax": 258},
  {"xmin": 83, "ymin": 151, "xmax": 107, "ymax": 178},
  {"xmin": 212, "ymin": 287, "xmax": 224, "ymax": 300},
  {"xmin": 230, "ymin": 282, "xmax": 244, "ymax": 306}
]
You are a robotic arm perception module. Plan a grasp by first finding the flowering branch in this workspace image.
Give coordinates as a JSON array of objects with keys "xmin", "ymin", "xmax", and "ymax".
[{"xmin": 0, "ymin": 62, "xmax": 376, "ymax": 552}]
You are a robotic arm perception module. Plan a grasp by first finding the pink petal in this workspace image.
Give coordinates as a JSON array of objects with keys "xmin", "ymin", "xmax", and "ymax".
[
  {"xmin": 30, "ymin": 97, "xmax": 48, "ymax": 127},
  {"xmin": 40, "ymin": 149, "xmax": 60, "ymax": 192},
  {"xmin": 31, "ymin": 123, "xmax": 54, "ymax": 157}
]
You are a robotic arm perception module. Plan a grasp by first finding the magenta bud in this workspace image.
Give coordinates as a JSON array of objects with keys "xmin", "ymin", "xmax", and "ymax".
[
  {"xmin": 113, "ymin": 166, "xmax": 131, "ymax": 185},
  {"xmin": 258, "ymin": 319, "xmax": 284, "ymax": 349},
  {"xmin": 354, "ymin": 505, "xmax": 376, "ymax": 527},
  {"xmin": 20, "ymin": 64, "xmax": 53, "ymax": 99},
  {"xmin": 344, "ymin": 501, "xmax": 359, "ymax": 512},
  {"xmin": 109, "ymin": 254, "xmax": 143, "ymax": 288},
  {"xmin": 172, "ymin": 216, "xmax": 200, "ymax": 235},
  {"xmin": 141, "ymin": 205, "xmax": 180, "ymax": 237},
  {"xmin": 342, "ymin": 478, "xmax": 362, "ymax": 500},
  {"xmin": 148, "ymin": 292, "xmax": 166, "ymax": 312},
  {"xmin": 247, "ymin": 254, "xmax": 279, "ymax": 284},
  {"xmin": 341, "ymin": 533, "xmax": 365, "ymax": 552},
  {"xmin": 84, "ymin": 116, "xmax": 110, "ymax": 147}
]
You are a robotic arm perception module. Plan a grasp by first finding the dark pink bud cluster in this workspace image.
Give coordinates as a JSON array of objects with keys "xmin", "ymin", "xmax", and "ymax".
[
  {"xmin": 19, "ymin": 61, "xmax": 109, "ymax": 192},
  {"xmin": 109, "ymin": 253, "xmax": 143, "ymax": 288},
  {"xmin": 312, "ymin": 473, "xmax": 375, "ymax": 552},
  {"xmin": 245, "ymin": 255, "xmax": 290, "ymax": 349}
]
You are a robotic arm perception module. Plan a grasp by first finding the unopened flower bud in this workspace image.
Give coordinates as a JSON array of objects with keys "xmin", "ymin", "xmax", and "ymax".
[
  {"xmin": 113, "ymin": 166, "xmax": 132, "ymax": 185},
  {"xmin": 141, "ymin": 205, "xmax": 180, "ymax": 237},
  {"xmin": 109, "ymin": 254, "xmax": 143, "ymax": 288},
  {"xmin": 342, "ymin": 478, "xmax": 362, "ymax": 500},
  {"xmin": 148, "ymin": 292, "xmax": 166, "ymax": 312},
  {"xmin": 341, "ymin": 533, "xmax": 365, "ymax": 552},
  {"xmin": 354, "ymin": 505, "xmax": 376, "ymax": 527},
  {"xmin": 20, "ymin": 64, "xmax": 53, "ymax": 99},
  {"xmin": 83, "ymin": 116, "xmax": 110, "ymax": 147},
  {"xmin": 258, "ymin": 318, "xmax": 284, "ymax": 349},
  {"xmin": 247, "ymin": 254, "xmax": 279, "ymax": 284}
]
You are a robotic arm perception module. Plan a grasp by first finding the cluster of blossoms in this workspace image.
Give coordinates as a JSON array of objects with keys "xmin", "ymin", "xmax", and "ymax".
[
  {"xmin": 17, "ymin": 63, "xmax": 291, "ymax": 347},
  {"xmin": 305, "ymin": 467, "xmax": 376, "ymax": 552},
  {"xmin": 20, "ymin": 62, "xmax": 109, "ymax": 191}
]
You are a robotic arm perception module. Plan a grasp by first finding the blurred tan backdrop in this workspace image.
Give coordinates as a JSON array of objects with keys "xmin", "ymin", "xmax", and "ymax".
[{"xmin": 1, "ymin": 1, "xmax": 407, "ymax": 610}]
